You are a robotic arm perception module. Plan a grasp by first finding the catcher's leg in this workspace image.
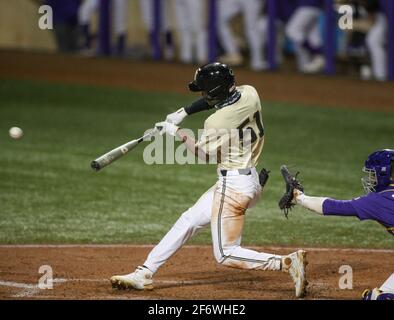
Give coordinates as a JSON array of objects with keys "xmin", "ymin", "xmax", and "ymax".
[
  {"xmin": 111, "ymin": 185, "xmax": 214, "ymax": 290},
  {"xmin": 380, "ymin": 273, "xmax": 394, "ymax": 293}
]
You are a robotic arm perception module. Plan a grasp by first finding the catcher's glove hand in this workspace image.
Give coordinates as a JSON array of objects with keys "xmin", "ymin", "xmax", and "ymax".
[
  {"xmin": 258, "ymin": 168, "xmax": 270, "ymax": 188},
  {"xmin": 278, "ymin": 165, "xmax": 304, "ymax": 219}
]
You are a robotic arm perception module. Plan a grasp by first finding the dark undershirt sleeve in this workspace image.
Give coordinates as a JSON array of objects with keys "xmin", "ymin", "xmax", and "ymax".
[
  {"xmin": 184, "ymin": 98, "xmax": 213, "ymax": 115},
  {"xmin": 322, "ymin": 199, "xmax": 358, "ymax": 217}
]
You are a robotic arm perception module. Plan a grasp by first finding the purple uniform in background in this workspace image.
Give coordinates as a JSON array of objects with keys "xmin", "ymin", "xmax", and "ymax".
[
  {"xmin": 45, "ymin": 0, "xmax": 81, "ymax": 53},
  {"xmin": 297, "ymin": 0, "xmax": 324, "ymax": 8},
  {"xmin": 379, "ymin": 0, "xmax": 391, "ymax": 15},
  {"xmin": 45, "ymin": 0, "xmax": 81, "ymax": 25},
  {"xmin": 277, "ymin": 0, "xmax": 298, "ymax": 22},
  {"xmin": 364, "ymin": 0, "xmax": 390, "ymax": 15},
  {"xmin": 263, "ymin": 0, "xmax": 297, "ymax": 22},
  {"xmin": 323, "ymin": 183, "xmax": 394, "ymax": 235}
]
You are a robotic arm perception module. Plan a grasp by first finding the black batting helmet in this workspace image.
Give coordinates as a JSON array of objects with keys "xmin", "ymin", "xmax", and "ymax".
[{"xmin": 188, "ymin": 62, "xmax": 236, "ymax": 104}]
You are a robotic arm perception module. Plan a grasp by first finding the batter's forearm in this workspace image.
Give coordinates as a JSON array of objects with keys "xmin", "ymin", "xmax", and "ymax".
[
  {"xmin": 184, "ymin": 98, "xmax": 213, "ymax": 115},
  {"xmin": 176, "ymin": 129, "xmax": 209, "ymax": 162}
]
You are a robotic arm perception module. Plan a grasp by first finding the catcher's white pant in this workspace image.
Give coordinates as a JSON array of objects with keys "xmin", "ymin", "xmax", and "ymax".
[
  {"xmin": 366, "ymin": 13, "xmax": 388, "ymax": 81},
  {"xmin": 174, "ymin": 0, "xmax": 207, "ymax": 64},
  {"xmin": 143, "ymin": 168, "xmax": 282, "ymax": 274},
  {"xmin": 217, "ymin": 0, "xmax": 264, "ymax": 68},
  {"xmin": 285, "ymin": 6, "xmax": 322, "ymax": 70},
  {"xmin": 78, "ymin": 0, "xmax": 127, "ymax": 35},
  {"xmin": 381, "ymin": 273, "xmax": 394, "ymax": 293}
]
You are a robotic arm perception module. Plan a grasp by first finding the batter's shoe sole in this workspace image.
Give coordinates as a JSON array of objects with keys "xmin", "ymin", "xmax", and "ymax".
[
  {"xmin": 283, "ymin": 250, "xmax": 308, "ymax": 298},
  {"xmin": 110, "ymin": 276, "xmax": 153, "ymax": 291}
]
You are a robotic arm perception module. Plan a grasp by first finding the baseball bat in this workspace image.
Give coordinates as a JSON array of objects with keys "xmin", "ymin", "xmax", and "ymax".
[{"xmin": 91, "ymin": 128, "xmax": 158, "ymax": 171}]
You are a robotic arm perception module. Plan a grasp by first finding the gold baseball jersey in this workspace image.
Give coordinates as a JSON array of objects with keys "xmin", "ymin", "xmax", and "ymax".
[{"xmin": 196, "ymin": 85, "xmax": 265, "ymax": 170}]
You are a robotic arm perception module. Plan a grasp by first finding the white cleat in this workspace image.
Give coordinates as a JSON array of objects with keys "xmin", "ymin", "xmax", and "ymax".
[
  {"xmin": 110, "ymin": 266, "xmax": 153, "ymax": 291},
  {"xmin": 251, "ymin": 60, "xmax": 270, "ymax": 72},
  {"xmin": 302, "ymin": 55, "xmax": 325, "ymax": 74},
  {"xmin": 282, "ymin": 250, "xmax": 308, "ymax": 298}
]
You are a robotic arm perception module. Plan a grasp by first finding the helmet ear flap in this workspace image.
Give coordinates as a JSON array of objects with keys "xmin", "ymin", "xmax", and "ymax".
[{"xmin": 188, "ymin": 81, "xmax": 202, "ymax": 92}]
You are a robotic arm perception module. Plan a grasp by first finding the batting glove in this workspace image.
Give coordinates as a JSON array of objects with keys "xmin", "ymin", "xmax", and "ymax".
[
  {"xmin": 166, "ymin": 108, "xmax": 188, "ymax": 125},
  {"xmin": 155, "ymin": 121, "xmax": 179, "ymax": 137}
]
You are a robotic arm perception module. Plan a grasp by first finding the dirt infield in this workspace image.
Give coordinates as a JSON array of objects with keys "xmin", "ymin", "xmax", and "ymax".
[
  {"xmin": 0, "ymin": 50, "xmax": 393, "ymax": 112},
  {"xmin": 0, "ymin": 245, "xmax": 392, "ymax": 300}
]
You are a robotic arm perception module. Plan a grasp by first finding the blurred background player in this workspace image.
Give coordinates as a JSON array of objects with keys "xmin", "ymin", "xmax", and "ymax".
[
  {"xmin": 110, "ymin": 62, "xmax": 308, "ymax": 298},
  {"xmin": 287, "ymin": 149, "xmax": 394, "ymax": 300},
  {"xmin": 78, "ymin": 0, "xmax": 127, "ymax": 56},
  {"xmin": 217, "ymin": 0, "xmax": 265, "ymax": 71},
  {"xmin": 174, "ymin": 0, "xmax": 207, "ymax": 65},
  {"xmin": 139, "ymin": 0, "xmax": 175, "ymax": 60},
  {"xmin": 285, "ymin": 0, "xmax": 325, "ymax": 73},
  {"xmin": 45, "ymin": 0, "xmax": 81, "ymax": 53},
  {"xmin": 257, "ymin": 0, "xmax": 297, "ymax": 70},
  {"xmin": 363, "ymin": 0, "xmax": 389, "ymax": 81}
]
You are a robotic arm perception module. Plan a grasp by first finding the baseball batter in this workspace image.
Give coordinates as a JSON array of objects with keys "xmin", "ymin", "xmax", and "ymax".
[
  {"xmin": 282, "ymin": 149, "xmax": 394, "ymax": 300},
  {"xmin": 111, "ymin": 62, "xmax": 308, "ymax": 298}
]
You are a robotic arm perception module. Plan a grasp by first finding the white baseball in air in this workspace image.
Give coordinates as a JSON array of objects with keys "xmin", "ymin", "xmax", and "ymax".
[{"xmin": 9, "ymin": 127, "xmax": 23, "ymax": 139}]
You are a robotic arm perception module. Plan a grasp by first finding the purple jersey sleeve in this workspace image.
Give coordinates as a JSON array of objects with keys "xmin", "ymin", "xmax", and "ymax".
[
  {"xmin": 323, "ymin": 199, "xmax": 358, "ymax": 216},
  {"xmin": 322, "ymin": 189, "xmax": 394, "ymax": 234}
]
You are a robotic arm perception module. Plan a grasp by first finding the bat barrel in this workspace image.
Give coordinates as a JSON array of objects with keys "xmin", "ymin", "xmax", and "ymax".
[
  {"xmin": 90, "ymin": 129, "xmax": 157, "ymax": 172},
  {"xmin": 91, "ymin": 160, "xmax": 101, "ymax": 171},
  {"xmin": 90, "ymin": 139, "xmax": 139, "ymax": 172}
]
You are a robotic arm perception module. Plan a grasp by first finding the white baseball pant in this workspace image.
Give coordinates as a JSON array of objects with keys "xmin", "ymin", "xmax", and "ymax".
[
  {"xmin": 218, "ymin": 0, "xmax": 264, "ymax": 68},
  {"xmin": 113, "ymin": 0, "xmax": 127, "ymax": 35},
  {"xmin": 78, "ymin": 0, "xmax": 98, "ymax": 26},
  {"xmin": 285, "ymin": 6, "xmax": 322, "ymax": 70},
  {"xmin": 366, "ymin": 13, "xmax": 388, "ymax": 81},
  {"xmin": 174, "ymin": 0, "xmax": 207, "ymax": 64},
  {"xmin": 78, "ymin": 0, "xmax": 126, "ymax": 35},
  {"xmin": 143, "ymin": 168, "xmax": 282, "ymax": 274},
  {"xmin": 139, "ymin": 0, "xmax": 172, "ymax": 32},
  {"xmin": 380, "ymin": 273, "xmax": 394, "ymax": 293}
]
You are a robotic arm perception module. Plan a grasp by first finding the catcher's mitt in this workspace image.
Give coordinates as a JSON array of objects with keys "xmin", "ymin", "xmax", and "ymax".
[
  {"xmin": 258, "ymin": 168, "xmax": 270, "ymax": 188},
  {"xmin": 278, "ymin": 165, "xmax": 304, "ymax": 218}
]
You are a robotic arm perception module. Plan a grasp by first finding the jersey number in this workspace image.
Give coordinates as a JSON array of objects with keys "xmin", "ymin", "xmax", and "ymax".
[{"xmin": 237, "ymin": 111, "xmax": 264, "ymax": 145}]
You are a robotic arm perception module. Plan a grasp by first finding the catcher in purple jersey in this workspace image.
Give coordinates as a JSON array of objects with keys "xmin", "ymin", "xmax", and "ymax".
[{"xmin": 281, "ymin": 149, "xmax": 394, "ymax": 300}]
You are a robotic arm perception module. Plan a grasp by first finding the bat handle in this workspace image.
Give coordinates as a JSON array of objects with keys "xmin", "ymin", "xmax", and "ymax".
[{"xmin": 143, "ymin": 127, "xmax": 159, "ymax": 140}]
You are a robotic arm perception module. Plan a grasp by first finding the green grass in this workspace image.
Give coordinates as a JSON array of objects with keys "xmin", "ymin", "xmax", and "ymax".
[{"xmin": 0, "ymin": 79, "xmax": 393, "ymax": 247}]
